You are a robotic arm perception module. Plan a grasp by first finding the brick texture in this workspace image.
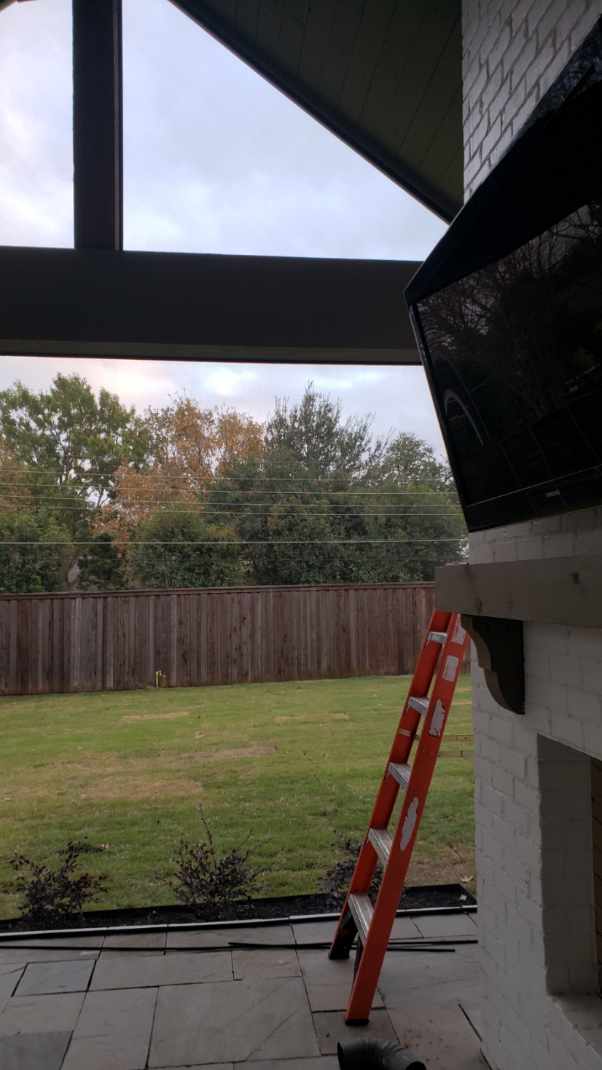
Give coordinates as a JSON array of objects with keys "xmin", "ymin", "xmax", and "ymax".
[{"xmin": 463, "ymin": 1, "xmax": 602, "ymax": 1068}]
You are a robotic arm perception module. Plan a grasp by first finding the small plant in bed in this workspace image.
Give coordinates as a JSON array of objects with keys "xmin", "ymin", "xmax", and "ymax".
[
  {"xmin": 8, "ymin": 840, "xmax": 109, "ymax": 926},
  {"xmin": 170, "ymin": 805, "xmax": 261, "ymax": 920},
  {"xmin": 320, "ymin": 837, "xmax": 382, "ymax": 909}
]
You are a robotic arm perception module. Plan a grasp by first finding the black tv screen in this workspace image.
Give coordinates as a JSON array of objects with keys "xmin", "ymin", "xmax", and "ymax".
[{"xmin": 406, "ymin": 19, "xmax": 602, "ymax": 532}]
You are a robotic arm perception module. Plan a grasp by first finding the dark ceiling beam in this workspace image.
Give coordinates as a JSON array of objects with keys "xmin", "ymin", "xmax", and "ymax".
[
  {"xmin": 72, "ymin": 0, "xmax": 123, "ymax": 250},
  {"xmin": 168, "ymin": 0, "xmax": 459, "ymax": 222},
  {"xmin": 0, "ymin": 247, "xmax": 421, "ymax": 364},
  {"xmin": 0, "ymin": 1, "xmax": 37, "ymax": 12}
]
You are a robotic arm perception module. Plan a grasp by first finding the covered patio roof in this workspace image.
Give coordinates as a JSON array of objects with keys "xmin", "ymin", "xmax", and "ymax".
[
  {"xmin": 0, "ymin": 1, "xmax": 461, "ymax": 366},
  {"xmin": 171, "ymin": 0, "xmax": 463, "ymax": 222}
]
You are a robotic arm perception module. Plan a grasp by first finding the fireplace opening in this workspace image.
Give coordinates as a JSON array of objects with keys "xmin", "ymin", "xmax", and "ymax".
[{"xmin": 539, "ymin": 736, "xmax": 600, "ymax": 997}]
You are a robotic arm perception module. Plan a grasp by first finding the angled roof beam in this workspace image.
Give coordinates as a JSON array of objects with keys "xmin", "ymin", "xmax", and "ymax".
[
  {"xmin": 0, "ymin": 247, "xmax": 420, "ymax": 364},
  {"xmin": 169, "ymin": 0, "xmax": 460, "ymax": 221},
  {"xmin": 72, "ymin": 0, "xmax": 123, "ymax": 250},
  {"xmin": 0, "ymin": 1, "xmax": 38, "ymax": 12}
]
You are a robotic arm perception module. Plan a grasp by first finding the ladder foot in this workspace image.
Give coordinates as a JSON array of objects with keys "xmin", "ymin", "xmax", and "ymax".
[
  {"xmin": 343, "ymin": 1017, "xmax": 370, "ymax": 1027},
  {"xmin": 328, "ymin": 946, "xmax": 350, "ymax": 961}
]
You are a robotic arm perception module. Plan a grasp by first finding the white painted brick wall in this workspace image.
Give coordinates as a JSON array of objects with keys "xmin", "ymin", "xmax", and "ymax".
[{"xmin": 462, "ymin": 1, "xmax": 602, "ymax": 1067}]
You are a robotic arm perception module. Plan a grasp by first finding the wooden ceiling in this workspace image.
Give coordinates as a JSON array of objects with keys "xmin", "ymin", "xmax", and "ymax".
[{"xmin": 171, "ymin": 0, "xmax": 463, "ymax": 221}]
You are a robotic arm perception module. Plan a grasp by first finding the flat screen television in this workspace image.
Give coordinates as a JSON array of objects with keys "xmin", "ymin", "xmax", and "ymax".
[{"xmin": 406, "ymin": 18, "xmax": 602, "ymax": 532}]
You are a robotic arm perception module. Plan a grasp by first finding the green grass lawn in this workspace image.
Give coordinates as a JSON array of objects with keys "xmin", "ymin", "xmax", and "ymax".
[{"xmin": 0, "ymin": 674, "xmax": 474, "ymax": 917}]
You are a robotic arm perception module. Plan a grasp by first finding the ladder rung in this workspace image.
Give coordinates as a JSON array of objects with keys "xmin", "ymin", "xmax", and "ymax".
[
  {"xmin": 349, "ymin": 893, "xmax": 374, "ymax": 943},
  {"xmin": 408, "ymin": 696, "xmax": 429, "ymax": 716},
  {"xmin": 388, "ymin": 762, "xmax": 411, "ymax": 787},
  {"xmin": 368, "ymin": 827, "xmax": 392, "ymax": 866},
  {"xmin": 428, "ymin": 630, "xmax": 448, "ymax": 644}
]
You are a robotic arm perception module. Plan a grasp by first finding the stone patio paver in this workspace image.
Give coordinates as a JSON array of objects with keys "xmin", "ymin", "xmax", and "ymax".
[
  {"xmin": 297, "ymin": 949, "xmax": 383, "ymax": 1012},
  {"xmin": 152, "ymin": 1065, "xmax": 233, "ymax": 1070},
  {"xmin": 0, "ymin": 1030, "xmax": 72, "ymax": 1070},
  {"xmin": 377, "ymin": 945, "xmax": 480, "ymax": 1005},
  {"xmin": 149, "ymin": 976, "xmax": 319, "ymax": 1066},
  {"xmin": 233, "ymin": 947, "xmax": 299, "ymax": 980},
  {"xmin": 104, "ymin": 930, "xmax": 167, "ymax": 953},
  {"xmin": 91, "ymin": 949, "xmax": 233, "ymax": 989},
  {"xmin": 243, "ymin": 1059, "xmax": 339, "ymax": 1070},
  {"xmin": 16, "ymin": 958, "xmax": 94, "ymax": 996},
  {"xmin": 0, "ymin": 966, "xmax": 23, "ymax": 1013},
  {"xmin": 0, "ymin": 936, "xmax": 101, "ymax": 965},
  {"xmin": 313, "ymin": 1009, "xmax": 398, "ymax": 1055},
  {"xmin": 0, "ymin": 992, "xmax": 84, "ymax": 1036},
  {"xmin": 166, "ymin": 924, "xmax": 293, "ymax": 950},
  {"xmin": 166, "ymin": 928, "xmax": 232, "ymax": 949},
  {"xmin": 387, "ymin": 976, "xmax": 483, "ymax": 1012},
  {"xmin": 293, "ymin": 915, "xmax": 422, "ymax": 947},
  {"xmin": 460, "ymin": 999, "xmax": 483, "ymax": 1039},
  {"xmin": 388, "ymin": 1005, "xmax": 485, "ymax": 1068},
  {"xmin": 390, "ymin": 916, "xmax": 423, "ymax": 940},
  {"xmin": 413, "ymin": 912, "xmax": 478, "ymax": 939},
  {"xmin": 61, "ymin": 986, "xmax": 157, "ymax": 1070},
  {"xmin": 292, "ymin": 921, "xmax": 336, "ymax": 946}
]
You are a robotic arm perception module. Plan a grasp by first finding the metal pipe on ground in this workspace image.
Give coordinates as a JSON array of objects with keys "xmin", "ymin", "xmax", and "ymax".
[{"xmin": 337, "ymin": 1039, "xmax": 426, "ymax": 1070}]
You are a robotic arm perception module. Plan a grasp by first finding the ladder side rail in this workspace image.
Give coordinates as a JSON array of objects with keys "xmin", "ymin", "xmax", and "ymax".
[
  {"xmin": 345, "ymin": 616, "xmax": 470, "ymax": 1022},
  {"xmin": 329, "ymin": 609, "xmax": 451, "ymax": 959}
]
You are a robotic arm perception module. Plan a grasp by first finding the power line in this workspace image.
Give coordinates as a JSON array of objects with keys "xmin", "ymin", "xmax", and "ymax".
[
  {"xmin": 0, "ymin": 538, "xmax": 465, "ymax": 546},
  {"xmin": 0, "ymin": 470, "xmax": 452, "ymax": 487},
  {"xmin": 0, "ymin": 489, "xmax": 457, "ymax": 504},
  {"xmin": 0, "ymin": 501, "xmax": 462, "ymax": 517}
]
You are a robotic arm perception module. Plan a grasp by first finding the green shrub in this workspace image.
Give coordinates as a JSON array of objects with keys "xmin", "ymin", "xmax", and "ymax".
[
  {"xmin": 9, "ymin": 841, "xmax": 108, "ymax": 925},
  {"xmin": 170, "ymin": 806, "xmax": 260, "ymax": 919}
]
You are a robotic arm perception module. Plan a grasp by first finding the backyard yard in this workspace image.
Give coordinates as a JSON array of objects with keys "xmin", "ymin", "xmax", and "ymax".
[{"xmin": 0, "ymin": 674, "xmax": 474, "ymax": 918}]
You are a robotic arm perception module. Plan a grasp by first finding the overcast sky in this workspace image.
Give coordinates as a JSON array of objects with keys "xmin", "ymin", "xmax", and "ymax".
[{"xmin": 0, "ymin": 0, "xmax": 448, "ymax": 451}]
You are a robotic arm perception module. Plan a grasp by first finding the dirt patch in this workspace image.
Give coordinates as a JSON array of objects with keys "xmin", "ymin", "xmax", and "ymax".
[
  {"xmin": 121, "ymin": 711, "xmax": 192, "ymax": 723},
  {"xmin": 407, "ymin": 846, "xmax": 475, "ymax": 893},
  {"xmin": 274, "ymin": 713, "xmax": 349, "ymax": 724},
  {"xmin": 79, "ymin": 775, "xmax": 200, "ymax": 802},
  {"xmin": 194, "ymin": 744, "xmax": 276, "ymax": 761},
  {"xmin": 16, "ymin": 746, "xmax": 276, "ymax": 787}
]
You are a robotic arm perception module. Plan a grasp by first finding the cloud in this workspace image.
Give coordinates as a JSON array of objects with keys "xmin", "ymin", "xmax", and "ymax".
[{"xmin": 202, "ymin": 366, "xmax": 258, "ymax": 399}]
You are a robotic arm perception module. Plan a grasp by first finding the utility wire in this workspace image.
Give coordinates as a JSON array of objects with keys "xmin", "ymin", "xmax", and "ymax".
[
  {"xmin": 0, "ymin": 501, "xmax": 462, "ymax": 517},
  {"xmin": 0, "ymin": 489, "xmax": 458, "ymax": 503},
  {"xmin": 0, "ymin": 538, "xmax": 465, "ymax": 546},
  {"xmin": 0, "ymin": 470, "xmax": 452, "ymax": 487}
]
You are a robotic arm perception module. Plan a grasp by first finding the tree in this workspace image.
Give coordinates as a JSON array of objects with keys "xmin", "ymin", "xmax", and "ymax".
[
  {"xmin": 96, "ymin": 398, "xmax": 264, "ymax": 541},
  {"xmin": 0, "ymin": 441, "xmax": 32, "ymax": 514},
  {"xmin": 265, "ymin": 383, "xmax": 384, "ymax": 482},
  {"xmin": 380, "ymin": 432, "xmax": 454, "ymax": 489},
  {"xmin": 210, "ymin": 390, "xmax": 467, "ymax": 585},
  {"xmin": 0, "ymin": 513, "xmax": 71, "ymax": 593},
  {"xmin": 0, "ymin": 374, "xmax": 151, "ymax": 520},
  {"xmin": 129, "ymin": 511, "xmax": 246, "ymax": 588},
  {"xmin": 77, "ymin": 533, "xmax": 127, "ymax": 591}
]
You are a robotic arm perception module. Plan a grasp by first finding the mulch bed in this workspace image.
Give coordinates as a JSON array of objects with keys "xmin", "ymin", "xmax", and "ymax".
[{"xmin": 0, "ymin": 884, "xmax": 475, "ymax": 934}]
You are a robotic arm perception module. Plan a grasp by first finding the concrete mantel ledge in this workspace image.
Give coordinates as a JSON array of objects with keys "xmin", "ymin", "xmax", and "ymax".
[
  {"xmin": 435, "ymin": 553, "xmax": 602, "ymax": 714},
  {"xmin": 435, "ymin": 554, "xmax": 602, "ymax": 629}
]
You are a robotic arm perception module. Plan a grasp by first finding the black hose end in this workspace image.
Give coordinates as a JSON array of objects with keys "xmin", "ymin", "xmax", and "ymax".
[{"xmin": 337, "ymin": 1038, "xmax": 427, "ymax": 1070}]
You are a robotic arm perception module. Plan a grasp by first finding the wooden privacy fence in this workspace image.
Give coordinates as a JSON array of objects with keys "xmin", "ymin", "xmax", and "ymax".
[{"xmin": 0, "ymin": 582, "xmax": 437, "ymax": 696}]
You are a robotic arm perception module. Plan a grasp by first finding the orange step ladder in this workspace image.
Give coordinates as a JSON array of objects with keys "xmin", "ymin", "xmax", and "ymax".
[{"xmin": 328, "ymin": 609, "xmax": 470, "ymax": 1024}]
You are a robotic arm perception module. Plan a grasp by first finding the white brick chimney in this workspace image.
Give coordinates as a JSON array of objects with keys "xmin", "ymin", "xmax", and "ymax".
[{"xmin": 462, "ymin": 2, "xmax": 602, "ymax": 1067}]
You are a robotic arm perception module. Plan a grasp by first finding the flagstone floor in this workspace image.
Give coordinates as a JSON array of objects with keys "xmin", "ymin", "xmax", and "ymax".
[{"xmin": 0, "ymin": 912, "xmax": 484, "ymax": 1069}]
